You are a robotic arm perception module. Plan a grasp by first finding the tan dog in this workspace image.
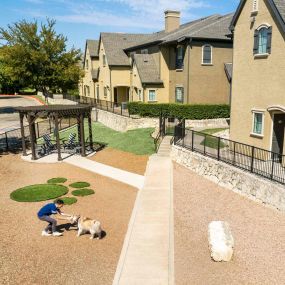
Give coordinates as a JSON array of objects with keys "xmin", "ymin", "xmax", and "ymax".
[{"xmin": 77, "ymin": 216, "xmax": 102, "ymax": 240}]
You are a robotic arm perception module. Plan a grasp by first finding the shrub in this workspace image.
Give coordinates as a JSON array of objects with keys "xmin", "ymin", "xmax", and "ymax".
[
  {"xmin": 127, "ymin": 102, "xmax": 230, "ymax": 119},
  {"xmin": 71, "ymin": 189, "xmax": 95, "ymax": 197}
]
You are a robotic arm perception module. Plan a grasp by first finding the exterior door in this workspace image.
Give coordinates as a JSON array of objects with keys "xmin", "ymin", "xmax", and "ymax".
[
  {"xmin": 114, "ymin": 88, "xmax": 118, "ymax": 105},
  {"xmin": 272, "ymin": 114, "xmax": 285, "ymax": 158}
]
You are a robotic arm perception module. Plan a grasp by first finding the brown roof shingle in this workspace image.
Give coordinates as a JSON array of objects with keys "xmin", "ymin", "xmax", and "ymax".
[
  {"xmin": 101, "ymin": 33, "xmax": 152, "ymax": 66},
  {"xmin": 86, "ymin": 40, "xmax": 99, "ymax": 57},
  {"xmin": 134, "ymin": 54, "xmax": 163, "ymax": 84}
]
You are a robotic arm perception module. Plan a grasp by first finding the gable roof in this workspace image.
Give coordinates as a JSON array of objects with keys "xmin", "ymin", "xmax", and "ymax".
[
  {"xmin": 133, "ymin": 54, "xmax": 163, "ymax": 84},
  {"xmin": 100, "ymin": 33, "xmax": 152, "ymax": 66},
  {"xmin": 86, "ymin": 40, "xmax": 99, "ymax": 57},
  {"xmin": 125, "ymin": 14, "xmax": 233, "ymax": 52},
  {"xmin": 230, "ymin": 0, "xmax": 285, "ymax": 34}
]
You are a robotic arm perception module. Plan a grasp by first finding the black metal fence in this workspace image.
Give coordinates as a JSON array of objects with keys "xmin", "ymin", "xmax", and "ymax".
[
  {"xmin": 63, "ymin": 94, "xmax": 130, "ymax": 117},
  {"xmin": 0, "ymin": 118, "xmax": 77, "ymax": 152},
  {"xmin": 174, "ymin": 126, "xmax": 285, "ymax": 185}
]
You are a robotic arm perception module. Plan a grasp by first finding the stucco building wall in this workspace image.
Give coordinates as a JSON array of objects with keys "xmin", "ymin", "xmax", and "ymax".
[{"xmin": 230, "ymin": 0, "xmax": 285, "ymax": 152}]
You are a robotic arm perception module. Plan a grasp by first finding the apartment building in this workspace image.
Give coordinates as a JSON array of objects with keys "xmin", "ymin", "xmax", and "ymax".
[
  {"xmin": 229, "ymin": 0, "xmax": 285, "ymax": 158},
  {"xmin": 80, "ymin": 11, "xmax": 234, "ymax": 105}
]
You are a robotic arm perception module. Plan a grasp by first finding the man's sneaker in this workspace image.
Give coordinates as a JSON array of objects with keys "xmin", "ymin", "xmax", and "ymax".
[
  {"xmin": 41, "ymin": 231, "xmax": 52, "ymax": 236},
  {"xmin": 52, "ymin": 231, "xmax": 63, "ymax": 237}
]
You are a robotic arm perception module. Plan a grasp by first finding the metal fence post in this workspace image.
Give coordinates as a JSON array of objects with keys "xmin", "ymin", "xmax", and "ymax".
[
  {"xmin": 191, "ymin": 130, "xmax": 194, "ymax": 151},
  {"xmin": 5, "ymin": 132, "xmax": 9, "ymax": 151},
  {"xmin": 233, "ymin": 141, "xmax": 236, "ymax": 165},
  {"xmin": 251, "ymin": 146, "xmax": 255, "ymax": 173},
  {"xmin": 217, "ymin": 137, "xmax": 221, "ymax": 161},
  {"xmin": 120, "ymin": 104, "xmax": 122, "ymax": 116},
  {"xmin": 270, "ymin": 153, "xmax": 275, "ymax": 180}
]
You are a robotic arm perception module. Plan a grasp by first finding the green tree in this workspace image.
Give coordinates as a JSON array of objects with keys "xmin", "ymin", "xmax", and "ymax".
[{"xmin": 0, "ymin": 19, "xmax": 82, "ymax": 93}]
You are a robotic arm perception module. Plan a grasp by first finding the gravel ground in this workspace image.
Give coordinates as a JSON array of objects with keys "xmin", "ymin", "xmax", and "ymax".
[
  {"xmin": 173, "ymin": 163, "xmax": 285, "ymax": 285},
  {"xmin": 0, "ymin": 153, "xmax": 137, "ymax": 285},
  {"xmin": 88, "ymin": 147, "xmax": 149, "ymax": 175}
]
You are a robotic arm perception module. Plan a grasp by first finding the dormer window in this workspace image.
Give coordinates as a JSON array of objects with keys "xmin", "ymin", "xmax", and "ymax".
[
  {"xmin": 253, "ymin": 25, "xmax": 272, "ymax": 56},
  {"xmin": 252, "ymin": 0, "xmax": 258, "ymax": 12},
  {"xmin": 202, "ymin": 44, "xmax": 212, "ymax": 65}
]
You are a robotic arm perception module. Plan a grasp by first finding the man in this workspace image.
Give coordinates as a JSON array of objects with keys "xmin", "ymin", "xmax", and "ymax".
[{"xmin": 37, "ymin": 199, "xmax": 71, "ymax": 237}]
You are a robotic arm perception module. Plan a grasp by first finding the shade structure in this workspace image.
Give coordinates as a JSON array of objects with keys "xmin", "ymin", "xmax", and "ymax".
[{"xmin": 17, "ymin": 104, "xmax": 93, "ymax": 161}]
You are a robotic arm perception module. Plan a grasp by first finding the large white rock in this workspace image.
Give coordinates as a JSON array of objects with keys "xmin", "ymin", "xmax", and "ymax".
[{"xmin": 208, "ymin": 221, "xmax": 234, "ymax": 262}]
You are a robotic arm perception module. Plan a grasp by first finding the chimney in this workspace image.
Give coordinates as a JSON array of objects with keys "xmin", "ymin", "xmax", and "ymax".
[{"xmin": 164, "ymin": 10, "xmax": 180, "ymax": 33}]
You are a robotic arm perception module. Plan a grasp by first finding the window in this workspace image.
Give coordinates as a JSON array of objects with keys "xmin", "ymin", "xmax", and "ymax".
[
  {"xmin": 86, "ymin": 86, "xmax": 90, "ymax": 96},
  {"xmin": 141, "ymin": 49, "xmax": 148, "ymax": 54},
  {"xmin": 175, "ymin": 87, "xmax": 184, "ymax": 103},
  {"xmin": 252, "ymin": 112, "xmax": 264, "ymax": 135},
  {"xmin": 252, "ymin": 0, "xmax": 258, "ymax": 12},
  {"xmin": 176, "ymin": 46, "xmax": 184, "ymax": 69},
  {"xmin": 138, "ymin": 89, "xmax": 142, "ymax": 101},
  {"xmin": 103, "ymin": 54, "xmax": 106, "ymax": 66},
  {"xmin": 96, "ymin": 85, "xmax": 99, "ymax": 100},
  {"xmin": 104, "ymin": 86, "xmax": 107, "ymax": 98},
  {"xmin": 86, "ymin": 59, "xmax": 89, "ymax": 70},
  {"xmin": 202, "ymin": 45, "xmax": 212, "ymax": 64},
  {"xmin": 148, "ymin": 90, "xmax": 156, "ymax": 102},
  {"xmin": 253, "ymin": 26, "xmax": 272, "ymax": 55}
]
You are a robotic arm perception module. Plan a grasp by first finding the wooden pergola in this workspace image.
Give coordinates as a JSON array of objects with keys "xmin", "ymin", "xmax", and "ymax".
[{"xmin": 17, "ymin": 105, "xmax": 93, "ymax": 161}]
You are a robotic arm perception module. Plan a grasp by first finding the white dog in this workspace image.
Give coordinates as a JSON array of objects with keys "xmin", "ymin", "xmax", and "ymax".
[{"xmin": 77, "ymin": 216, "xmax": 102, "ymax": 240}]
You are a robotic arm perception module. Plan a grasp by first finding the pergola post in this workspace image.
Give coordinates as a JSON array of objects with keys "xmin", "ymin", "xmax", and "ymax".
[
  {"xmin": 27, "ymin": 114, "xmax": 36, "ymax": 160},
  {"xmin": 88, "ymin": 112, "xmax": 93, "ymax": 151},
  {"xmin": 80, "ymin": 114, "xmax": 86, "ymax": 156},
  {"xmin": 19, "ymin": 112, "xmax": 27, "ymax": 156},
  {"xmin": 54, "ymin": 113, "xmax": 62, "ymax": 161},
  {"xmin": 77, "ymin": 116, "xmax": 81, "ymax": 145}
]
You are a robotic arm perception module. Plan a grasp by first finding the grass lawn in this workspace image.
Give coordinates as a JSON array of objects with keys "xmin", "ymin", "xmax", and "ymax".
[
  {"xmin": 10, "ymin": 184, "xmax": 68, "ymax": 202},
  {"xmin": 199, "ymin": 128, "xmax": 228, "ymax": 135},
  {"xmin": 72, "ymin": 189, "xmax": 95, "ymax": 197},
  {"xmin": 60, "ymin": 122, "xmax": 155, "ymax": 155},
  {"xmin": 200, "ymin": 128, "xmax": 228, "ymax": 150}
]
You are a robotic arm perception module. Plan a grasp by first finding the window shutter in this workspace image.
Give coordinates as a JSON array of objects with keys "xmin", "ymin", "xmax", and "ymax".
[
  {"xmin": 253, "ymin": 30, "xmax": 259, "ymax": 54},
  {"xmin": 267, "ymin": 26, "xmax": 272, "ymax": 54}
]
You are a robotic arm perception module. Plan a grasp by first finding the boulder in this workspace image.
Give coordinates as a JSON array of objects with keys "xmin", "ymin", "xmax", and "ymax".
[{"xmin": 208, "ymin": 221, "xmax": 234, "ymax": 262}]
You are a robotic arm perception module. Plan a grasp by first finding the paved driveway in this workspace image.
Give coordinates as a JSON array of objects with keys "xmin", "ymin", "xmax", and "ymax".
[{"xmin": 0, "ymin": 95, "xmax": 41, "ymax": 133}]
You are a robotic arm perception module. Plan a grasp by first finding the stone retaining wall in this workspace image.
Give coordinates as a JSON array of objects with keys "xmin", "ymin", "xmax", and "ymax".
[
  {"xmin": 186, "ymin": 118, "xmax": 229, "ymax": 129},
  {"xmin": 171, "ymin": 145, "xmax": 285, "ymax": 212},
  {"xmin": 92, "ymin": 108, "xmax": 229, "ymax": 132},
  {"xmin": 91, "ymin": 109, "xmax": 158, "ymax": 132}
]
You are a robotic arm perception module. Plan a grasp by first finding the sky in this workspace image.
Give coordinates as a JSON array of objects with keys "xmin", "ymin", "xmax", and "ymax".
[{"xmin": 0, "ymin": 0, "xmax": 240, "ymax": 51}]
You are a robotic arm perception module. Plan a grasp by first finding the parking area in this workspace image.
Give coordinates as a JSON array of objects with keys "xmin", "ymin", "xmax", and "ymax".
[{"xmin": 0, "ymin": 95, "xmax": 40, "ymax": 133}]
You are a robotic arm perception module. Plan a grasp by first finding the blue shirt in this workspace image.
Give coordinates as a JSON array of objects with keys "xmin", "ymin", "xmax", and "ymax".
[{"xmin": 38, "ymin": 203, "xmax": 58, "ymax": 217}]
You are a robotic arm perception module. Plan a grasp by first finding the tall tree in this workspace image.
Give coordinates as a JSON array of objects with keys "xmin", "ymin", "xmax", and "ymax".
[{"xmin": 0, "ymin": 19, "xmax": 82, "ymax": 93}]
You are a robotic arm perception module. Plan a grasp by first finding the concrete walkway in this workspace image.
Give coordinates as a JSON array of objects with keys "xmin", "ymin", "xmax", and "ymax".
[
  {"xmin": 113, "ymin": 136, "xmax": 174, "ymax": 285},
  {"xmin": 65, "ymin": 155, "xmax": 145, "ymax": 190}
]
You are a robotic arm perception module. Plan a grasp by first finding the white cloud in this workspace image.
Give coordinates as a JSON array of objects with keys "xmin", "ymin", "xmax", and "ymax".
[{"xmin": 21, "ymin": 0, "xmax": 211, "ymax": 30}]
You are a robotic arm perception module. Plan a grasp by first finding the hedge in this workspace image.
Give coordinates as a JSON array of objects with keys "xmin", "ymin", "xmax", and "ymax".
[{"xmin": 127, "ymin": 102, "xmax": 230, "ymax": 119}]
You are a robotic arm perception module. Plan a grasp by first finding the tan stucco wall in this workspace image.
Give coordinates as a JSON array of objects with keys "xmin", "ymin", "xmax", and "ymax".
[
  {"xmin": 98, "ymin": 41, "xmax": 111, "ymax": 101},
  {"xmin": 230, "ymin": 0, "xmax": 285, "ymax": 152},
  {"xmin": 80, "ymin": 46, "xmax": 97, "ymax": 98},
  {"xmin": 188, "ymin": 42, "xmax": 232, "ymax": 104}
]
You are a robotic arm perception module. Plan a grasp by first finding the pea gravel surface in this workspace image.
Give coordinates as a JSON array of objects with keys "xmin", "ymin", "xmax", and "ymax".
[
  {"xmin": 0, "ymin": 154, "xmax": 137, "ymax": 285},
  {"xmin": 174, "ymin": 162, "xmax": 285, "ymax": 285}
]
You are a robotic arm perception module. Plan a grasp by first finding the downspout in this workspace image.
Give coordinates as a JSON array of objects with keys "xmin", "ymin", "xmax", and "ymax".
[
  {"xmin": 187, "ymin": 38, "xmax": 192, "ymax": 104},
  {"xmin": 109, "ymin": 68, "xmax": 112, "ymax": 102}
]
